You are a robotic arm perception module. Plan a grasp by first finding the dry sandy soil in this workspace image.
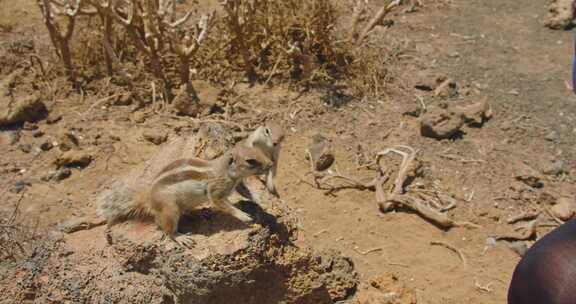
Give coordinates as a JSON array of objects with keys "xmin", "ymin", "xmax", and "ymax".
[{"xmin": 2, "ymin": 0, "xmax": 576, "ymax": 303}]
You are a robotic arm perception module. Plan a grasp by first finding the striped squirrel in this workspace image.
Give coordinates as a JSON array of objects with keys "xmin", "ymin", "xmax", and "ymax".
[
  {"xmin": 97, "ymin": 145, "xmax": 272, "ymax": 247},
  {"xmin": 236, "ymin": 122, "xmax": 285, "ymax": 199}
]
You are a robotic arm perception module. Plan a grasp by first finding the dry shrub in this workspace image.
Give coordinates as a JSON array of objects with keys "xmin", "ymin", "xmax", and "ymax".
[
  {"xmin": 0, "ymin": 197, "xmax": 39, "ymax": 263},
  {"xmin": 34, "ymin": 0, "xmax": 405, "ymax": 111},
  {"xmin": 213, "ymin": 0, "xmax": 342, "ymax": 84}
]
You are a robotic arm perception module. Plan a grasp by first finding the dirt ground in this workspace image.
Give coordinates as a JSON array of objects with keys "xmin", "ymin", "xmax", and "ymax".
[{"xmin": 2, "ymin": 0, "xmax": 576, "ymax": 303}]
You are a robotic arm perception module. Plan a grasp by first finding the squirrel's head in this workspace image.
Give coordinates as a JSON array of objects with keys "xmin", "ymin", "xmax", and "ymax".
[
  {"xmin": 228, "ymin": 146, "xmax": 272, "ymax": 179},
  {"xmin": 249, "ymin": 122, "xmax": 285, "ymax": 150}
]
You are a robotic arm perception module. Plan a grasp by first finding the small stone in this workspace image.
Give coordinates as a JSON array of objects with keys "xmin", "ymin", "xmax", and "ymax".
[
  {"xmin": 414, "ymin": 71, "xmax": 443, "ymax": 91},
  {"xmin": 420, "ymin": 106, "xmax": 465, "ymax": 139},
  {"xmin": 0, "ymin": 130, "xmax": 20, "ymax": 145},
  {"xmin": 551, "ymin": 197, "xmax": 576, "ymax": 221},
  {"xmin": 33, "ymin": 130, "xmax": 44, "ymax": 138},
  {"xmin": 545, "ymin": 130, "xmax": 559, "ymax": 142},
  {"xmin": 143, "ymin": 131, "xmax": 168, "ymax": 145},
  {"xmin": 40, "ymin": 141, "xmax": 54, "ymax": 151},
  {"xmin": 58, "ymin": 131, "xmax": 79, "ymax": 152},
  {"xmin": 544, "ymin": 160, "xmax": 567, "ymax": 176},
  {"xmin": 507, "ymin": 89, "xmax": 520, "ymax": 96},
  {"xmin": 11, "ymin": 180, "xmax": 31, "ymax": 193},
  {"xmin": 54, "ymin": 168, "xmax": 72, "ymax": 181},
  {"xmin": 544, "ymin": 0, "xmax": 574, "ymax": 30},
  {"xmin": 0, "ymin": 94, "xmax": 48, "ymax": 126},
  {"xmin": 22, "ymin": 122, "xmax": 38, "ymax": 130},
  {"xmin": 112, "ymin": 93, "xmax": 133, "ymax": 106},
  {"xmin": 516, "ymin": 163, "xmax": 544, "ymax": 188},
  {"xmin": 55, "ymin": 150, "xmax": 93, "ymax": 168},
  {"xmin": 133, "ymin": 112, "xmax": 146, "ymax": 123},
  {"xmin": 18, "ymin": 144, "xmax": 32, "ymax": 153},
  {"xmin": 509, "ymin": 241, "xmax": 529, "ymax": 257},
  {"xmin": 46, "ymin": 115, "xmax": 62, "ymax": 124},
  {"xmin": 433, "ymin": 78, "xmax": 458, "ymax": 98}
]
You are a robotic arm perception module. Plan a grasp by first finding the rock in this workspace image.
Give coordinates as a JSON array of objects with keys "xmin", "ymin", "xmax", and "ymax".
[
  {"xmin": 0, "ymin": 94, "xmax": 47, "ymax": 126},
  {"xmin": 54, "ymin": 168, "xmax": 72, "ymax": 181},
  {"xmin": 58, "ymin": 131, "xmax": 79, "ymax": 152},
  {"xmin": 18, "ymin": 144, "xmax": 31, "ymax": 153},
  {"xmin": 354, "ymin": 273, "xmax": 416, "ymax": 304},
  {"xmin": 21, "ymin": 130, "xmax": 358, "ymax": 303},
  {"xmin": 112, "ymin": 93, "xmax": 133, "ymax": 106},
  {"xmin": 1, "ymin": 206, "xmax": 358, "ymax": 303},
  {"xmin": 509, "ymin": 241, "xmax": 529, "ymax": 257},
  {"xmin": 545, "ymin": 130, "xmax": 560, "ymax": 142},
  {"xmin": 173, "ymin": 91, "xmax": 202, "ymax": 117},
  {"xmin": 22, "ymin": 122, "xmax": 38, "ymax": 130},
  {"xmin": 551, "ymin": 197, "xmax": 576, "ymax": 221},
  {"xmin": 420, "ymin": 99, "xmax": 492, "ymax": 139},
  {"xmin": 143, "ymin": 130, "xmax": 168, "ymax": 145},
  {"xmin": 414, "ymin": 71, "xmax": 441, "ymax": 91},
  {"xmin": 40, "ymin": 141, "xmax": 54, "ymax": 151},
  {"xmin": 455, "ymin": 99, "xmax": 492, "ymax": 125},
  {"xmin": 46, "ymin": 115, "xmax": 62, "ymax": 124},
  {"xmin": 41, "ymin": 168, "xmax": 71, "ymax": 182},
  {"xmin": 0, "ymin": 130, "xmax": 20, "ymax": 145},
  {"xmin": 433, "ymin": 77, "xmax": 458, "ymax": 98},
  {"xmin": 32, "ymin": 130, "xmax": 44, "ymax": 138},
  {"xmin": 11, "ymin": 180, "xmax": 31, "ymax": 193},
  {"xmin": 538, "ymin": 191, "xmax": 557, "ymax": 206},
  {"xmin": 543, "ymin": 159, "xmax": 567, "ymax": 176},
  {"xmin": 515, "ymin": 163, "xmax": 544, "ymax": 188},
  {"xmin": 55, "ymin": 150, "xmax": 93, "ymax": 168},
  {"xmin": 132, "ymin": 111, "xmax": 146, "ymax": 123},
  {"xmin": 544, "ymin": 0, "xmax": 574, "ymax": 30},
  {"xmin": 420, "ymin": 105, "xmax": 465, "ymax": 139},
  {"xmin": 402, "ymin": 104, "xmax": 423, "ymax": 118}
]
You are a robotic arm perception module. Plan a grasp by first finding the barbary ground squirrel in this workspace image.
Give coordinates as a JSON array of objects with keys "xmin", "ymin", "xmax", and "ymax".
[{"xmin": 97, "ymin": 145, "xmax": 272, "ymax": 246}]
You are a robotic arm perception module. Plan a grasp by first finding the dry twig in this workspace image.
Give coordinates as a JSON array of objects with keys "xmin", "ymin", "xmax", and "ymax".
[
  {"xmin": 492, "ymin": 219, "xmax": 538, "ymax": 241},
  {"xmin": 430, "ymin": 240, "xmax": 467, "ymax": 268}
]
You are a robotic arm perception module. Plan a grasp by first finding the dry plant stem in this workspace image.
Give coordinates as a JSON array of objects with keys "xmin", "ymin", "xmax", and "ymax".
[
  {"xmin": 544, "ymin": 207, "xmax": 564, "ymax": 225},
  {"xmin": 101, "ymin": 0, "xmax": 172, "ymax": 101},
  {"xmin": 350, "ymin": 0, "xmax": 366, "ymax": 41},
  {"xmin": 38, "ymin": 0, "xmax": 79, "ymax": 86},
  {"xmin": 222, "ymin": 0, "xmax": 257, "ymax": 84},
  {"xmin": 507, "ymin": 211, "xmax": 540, "ymax": 224},
  {"xmin": 356, "ymin": 0, "xmax": 401, "ymax": 44},
  {"xmin": 492, "ymin": 219, "xmax": 538, "ymax": 241},
  {"xmin": 377, "ymin": 146, "xmax": 481, "ymax": 230},
  {"xmin": 101, "ymin": 12, "xmax": 114, "ymax": 76},
  {"xmin": 430, "ymin": 240, "xmax": 467, "ymax": 268},
  {"xmin": 354, "ymin": 247, "xmax": 383, "ymax": 255},
  {"xmin": 168, "ymin": 11, "xmax": 215, "ymax": 103}
]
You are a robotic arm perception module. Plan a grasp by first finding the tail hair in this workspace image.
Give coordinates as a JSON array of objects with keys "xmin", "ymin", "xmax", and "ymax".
[{"xmin": 97, "ymin": 187, "xmax": 151, "ymax": 224}]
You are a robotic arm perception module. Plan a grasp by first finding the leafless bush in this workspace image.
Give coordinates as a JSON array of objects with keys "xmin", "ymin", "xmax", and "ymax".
[
  {"xmin": 0, "ymin": 195, "xmax": 39, "ymax": 263},
  {"xmin": 36, "ymin": 0, "xmax": 215, "ymax": 110},
  {"xmin": 35, "ymin": 0, "xmax": 405, "ymax": 110},
  {"xmin": 217, "ymin": 0, "xmax": 342, "ymax": 84}
]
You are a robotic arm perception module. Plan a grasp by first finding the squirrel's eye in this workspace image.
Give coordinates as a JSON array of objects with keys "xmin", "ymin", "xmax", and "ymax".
[
  {"xmin": 246, "ymin": 159, "xmax": 260, "ymax": 167},
  {"xmin": 265, "ymin": 128, "xmax": 271, "ymax": 136}
]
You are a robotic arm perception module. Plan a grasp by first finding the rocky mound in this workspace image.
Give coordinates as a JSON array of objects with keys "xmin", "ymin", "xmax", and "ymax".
[{"xmin": 0, "ymin": 186, "xmax": 357, "ymax": 304}]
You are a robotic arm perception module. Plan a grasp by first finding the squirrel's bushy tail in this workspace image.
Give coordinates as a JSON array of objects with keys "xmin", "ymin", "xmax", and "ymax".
[{"xmin": 97, "ymin": 187, "xmax": 152, "ymax": 224}]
